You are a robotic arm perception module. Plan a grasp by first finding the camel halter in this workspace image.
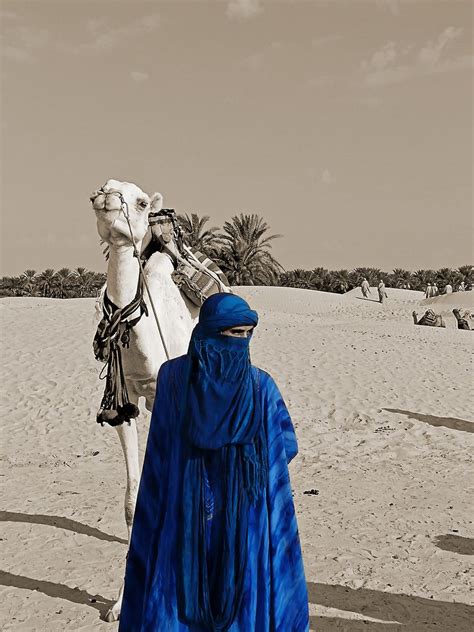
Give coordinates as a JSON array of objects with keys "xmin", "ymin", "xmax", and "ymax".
[{"xmin": 102, "ymin": 189, "xmax": 171, "ymax": 361}]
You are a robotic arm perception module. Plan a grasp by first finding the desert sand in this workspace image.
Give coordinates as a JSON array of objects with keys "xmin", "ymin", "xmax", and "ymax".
[{"xmin": 0, "ymin": 287, "xmax": 473, "ymax": 631}]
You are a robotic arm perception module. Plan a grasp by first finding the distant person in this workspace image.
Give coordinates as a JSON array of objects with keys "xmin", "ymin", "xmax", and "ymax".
[
  {"xmin": 361, "ymin": 278, "xmax": 371, "ymax": 299},
  {"xmin": 378, "ymin": 280, "xmax": 388, "ymax": 303},
  {"xmin": 425, "ymin": 283, "xmax": 432, "ymax": 299},
  {"xmin": 432, "ymin": 283, "xmax": 439, "ymax": 297},
  {"xmin": 458, "ymin": 281, "xmax": 466, "ymax": 292},
  {"xmin": 445, "ymin": 283, "xmax": 453, "ymax": 294}
]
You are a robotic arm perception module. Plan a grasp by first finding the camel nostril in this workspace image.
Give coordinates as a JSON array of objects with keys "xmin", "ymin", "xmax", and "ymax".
[{"xmin": 92, "ymin": 193, "xmax": 107, "ymax": 210}]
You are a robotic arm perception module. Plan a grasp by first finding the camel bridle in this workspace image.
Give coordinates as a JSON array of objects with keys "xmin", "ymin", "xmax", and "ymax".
[{"xmin": 97, "ymin": 187, "xmax": 170, "ymax": 361}]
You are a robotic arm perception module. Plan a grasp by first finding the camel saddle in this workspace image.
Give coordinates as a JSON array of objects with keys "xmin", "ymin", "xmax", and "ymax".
[{"xmin": 141, "ymin": 209, "xmax": 230, "ymax": 306}]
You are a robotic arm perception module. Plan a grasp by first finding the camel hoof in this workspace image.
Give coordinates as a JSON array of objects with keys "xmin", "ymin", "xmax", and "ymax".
[{"xmin": 105, "ymin": 607, "xmax": 120, "ymax": 623}]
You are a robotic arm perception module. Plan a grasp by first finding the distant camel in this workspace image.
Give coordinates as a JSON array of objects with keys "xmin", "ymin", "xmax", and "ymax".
[
  {"xmin": 412, "ymin": 310, "xmax": 445, "ymax": 327},
  {"xmin": 453, "ymin": 309, "xmax": 471, "ymax": 330}
]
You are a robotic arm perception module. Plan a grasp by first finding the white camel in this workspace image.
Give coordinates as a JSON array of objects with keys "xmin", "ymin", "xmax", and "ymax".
[{"xmin": 91, "ymin": 179, "xmax": 199, "ymax": 622}]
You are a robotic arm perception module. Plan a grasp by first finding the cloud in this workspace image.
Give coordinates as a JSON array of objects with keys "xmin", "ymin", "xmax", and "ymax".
[
  {"xmin": 1, "ymin": 24, "xmax": 49, "ymax": 63},
  {"xmin": 321, "ymin": 169, "xmax": 335, "ymax": 185},
  {"xmin": 364, "ymin": 41, "xmax": 397, "ymax": 71},
  {"xmin": 361, "ymin": 26, "xmax": 471, "ymax": 86},
  {"xmin": 226, "ymin": 0, "xmax": 263, "ymax": 21},
  {"xmin": 130, "ymin": 71, "xmax": 149, "ymax": 83},
  {"xmin": 69, "ymin": 13, "xmax": 160, "ymax": 54},
  {"xmin": 418, "ymin": 26, "xmax": 462, "ymax": 65}
]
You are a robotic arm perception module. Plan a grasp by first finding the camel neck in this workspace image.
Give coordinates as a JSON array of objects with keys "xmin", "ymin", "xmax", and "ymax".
[{"xmin": 106, "ymin": 245, "xmax": 142, "ymax": 308}]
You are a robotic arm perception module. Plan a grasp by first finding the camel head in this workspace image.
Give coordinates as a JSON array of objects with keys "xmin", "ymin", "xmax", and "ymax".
[{"xmin": 90, "ymin": 179, "xmax": 163, "ymax": 248}]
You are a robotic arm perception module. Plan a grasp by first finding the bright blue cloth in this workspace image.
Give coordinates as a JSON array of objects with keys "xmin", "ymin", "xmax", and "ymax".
[
  {"xmin": 176, "ymin": 294, "xmax": 265, "ymax": 630},
  {"xmin": 118, "ymin": 358, "xmax": 309, "ymax": 631}
]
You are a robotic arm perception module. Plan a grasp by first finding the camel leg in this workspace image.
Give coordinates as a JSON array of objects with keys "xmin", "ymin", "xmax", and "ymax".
[
  {"xmin": 105, "ymin": 418, "xmax": 140, "ymax": 623},
  {"xmin": 412, "ymin": 311, "xmax": 419, "ymax": 325}
]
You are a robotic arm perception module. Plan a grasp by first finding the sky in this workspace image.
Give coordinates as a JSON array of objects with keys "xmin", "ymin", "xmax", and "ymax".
[{"xmin": 0, "ymin": 0, "xmax": 472, "ymax": 277}]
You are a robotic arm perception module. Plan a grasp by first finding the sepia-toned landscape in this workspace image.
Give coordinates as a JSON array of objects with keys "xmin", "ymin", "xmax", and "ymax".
[
  {"xmin": 1, "ymin": 1, "xmax": 473, "ymax": 630},
  {"xmin": 1, "ymin": 284, "xmax": 472, "ymax": 630}
]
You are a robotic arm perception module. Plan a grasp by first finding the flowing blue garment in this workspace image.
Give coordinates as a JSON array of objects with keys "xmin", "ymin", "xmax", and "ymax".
[{"xmin": 118, "ymin": 357, "xmax": 309, "ymax": 632}]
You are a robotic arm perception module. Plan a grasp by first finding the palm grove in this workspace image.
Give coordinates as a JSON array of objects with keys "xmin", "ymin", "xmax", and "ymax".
[{"xmin": 1, "ymin": 213, "xmax": 472, "ymax": 297}]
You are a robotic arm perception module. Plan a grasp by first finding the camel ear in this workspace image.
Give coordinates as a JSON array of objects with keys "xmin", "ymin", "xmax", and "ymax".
[{"xmin": 150, "ymin": 192, "xmax": 163, "ymax": 212}]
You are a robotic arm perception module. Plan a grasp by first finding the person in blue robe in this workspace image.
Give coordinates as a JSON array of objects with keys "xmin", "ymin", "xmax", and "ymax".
[{"xmin": 118, "ymin": 293, "xmax": 309, "ymax": 632}]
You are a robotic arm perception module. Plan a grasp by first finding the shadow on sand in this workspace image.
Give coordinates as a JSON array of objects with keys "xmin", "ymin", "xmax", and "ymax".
[
  {"xmin": 0, "ymin": 510, "xmax": 127, "ymax": 544},
  {"xmin": 0, "ymin": 570, "xmax": 114, "ymax": 619},
  {"xmin": 308, "ymin": 582, "xmax": 473, "ymax": 631},
  {"xmin": 1, "ymin": 573, "xmax": 472, "ymax": 628},
  {"xmin": 2, "ymin": 512, "xmax": 472, "ymax": 628},
  {"xmin": 434, "ymin": 534, "xmax": 474, "ymax": 556},
  {"xmin": 383, "ymin": 409, "xmax": 474, "ymax": 434}
]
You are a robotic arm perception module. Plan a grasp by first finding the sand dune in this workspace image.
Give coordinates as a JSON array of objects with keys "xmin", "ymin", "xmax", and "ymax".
[
  {"xmin": 421, "ymin": 291, "xmax": 474, "ymax": 311},
  {"xmin": 1, "ymin": 288, "xmax": 473, "ymax": 631}
]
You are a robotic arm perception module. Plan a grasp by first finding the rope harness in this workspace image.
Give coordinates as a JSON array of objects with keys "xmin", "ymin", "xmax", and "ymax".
[{"xmin": 94, "ymin": 276, "xmax": 148, "ymax": 426}]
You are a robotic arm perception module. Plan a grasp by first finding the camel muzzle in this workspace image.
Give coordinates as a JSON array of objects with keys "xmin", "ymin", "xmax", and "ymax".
[{"xmin": 91, "ymin": 190, "xmax": 124, "ymax": 212}]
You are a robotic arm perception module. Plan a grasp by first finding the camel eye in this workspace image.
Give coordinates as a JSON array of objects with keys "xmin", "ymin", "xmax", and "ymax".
[{"xmin": 138, "ymin": 200, "xmax": 149, "ymax": 210}]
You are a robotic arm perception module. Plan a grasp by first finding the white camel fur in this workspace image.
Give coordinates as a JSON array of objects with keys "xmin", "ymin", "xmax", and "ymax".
[{"xmin": 91, "ymin": 179, "xmax": 199, "ymax": 622}]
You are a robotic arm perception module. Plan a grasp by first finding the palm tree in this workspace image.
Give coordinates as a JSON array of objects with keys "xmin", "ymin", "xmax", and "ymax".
[
  {"xmin": 457, "ymin": 265, "xmax": 473, "ymax": 290},
  {"xmin": 310, "ymin": 267, "xmax": 330, "ymax": 291},
  {"xmin": 21, "ymin": 269, "xmax": 38, "ymax": 296},
  {"xmin": 328, "ymin": 269, "xmax": 351, "ymax": 293},
  {"xmin": 0, "ymin": 276, "xmax": 11, "ymax": 296},
  {"xmin": 216, "ymin": 240, "xmax": 282, "ymax": 286},
  {"xmin": 36, "ymin": 268, "xmax": 56, "ymax": 297},
  {"xmin": 279, "ymin": 269, "xmax": 319, "ymax": 290},
  {"xmin": 176, "ymin": 213, "xmax": 221, "ymax": 255},
  {"xmin": 216, "ymin": 214, "xmax": 283, "ymax": 286},
  {"xmin": 54, "ymin": 268, "xmax": 73, "ymax": 298},
  {"xmin": 434, "ymin": 267, "xmax": 457, "ymax": 293},
  {"xmin": 391, "ymin": 268, "xmax": 413, "ymax": 289},
  {"xmin": 0, "ymin": 276, "xmax": 24, "ymax": 297},
  {"xmin": 350, "ymin": 267, "xmax": 382, "ymax": 287},
  {"xmin": 91, "ymin": 271, "xmax": 107, "ymax": 295},
  {"xmin": 72, "ymin": 267, "xmax": 89, "ymax": 297},
  {"xmin": 99, "ymin": 239, "xmax": 110, "ymax": 262},
  {"xmin": 412, "ymin": 269, "xmax": 433, "ymax": 292},
  {"xmin": 82, "ymin": 270, "xmax": 99, "ymax": 297}
]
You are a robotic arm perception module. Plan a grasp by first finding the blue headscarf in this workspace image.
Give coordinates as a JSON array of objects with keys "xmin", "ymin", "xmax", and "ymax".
[{"xmin": 176, "ymin": 293, "xmax": 267, "ymax": 631}]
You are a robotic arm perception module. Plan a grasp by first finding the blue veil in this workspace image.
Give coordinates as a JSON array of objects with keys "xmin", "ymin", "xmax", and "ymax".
[{"xmin": 176, "ymin": 293, "xmax": 267, "ymax": 631}]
